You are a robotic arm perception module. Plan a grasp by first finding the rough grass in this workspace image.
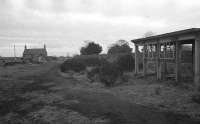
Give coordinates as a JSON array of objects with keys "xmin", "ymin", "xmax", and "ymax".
[
  {"xmin": 0, "ymin": 63, "xmax": 200, "ymax": 124},
  {"xmin": 110, "ymin": 74, "xmax": 200, "ymax": 119},
  {"xmin": 0, "ymin": 63, "xmax": 58, "ymax": 122},
  {"xmin": 60, "ymin": 88, "xmax": 199, "ymax": 124}
]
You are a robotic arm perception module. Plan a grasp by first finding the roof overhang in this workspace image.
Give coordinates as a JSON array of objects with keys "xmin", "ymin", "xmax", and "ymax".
[{"xmin": 131, "ymin": 28, "xmax": 200, "ymax": 44}]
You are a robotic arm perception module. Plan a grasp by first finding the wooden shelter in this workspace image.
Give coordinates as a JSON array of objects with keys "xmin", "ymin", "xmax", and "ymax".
[{"xmin": 132, "ymin": 28, "xmax": 200, "ymax": 88}]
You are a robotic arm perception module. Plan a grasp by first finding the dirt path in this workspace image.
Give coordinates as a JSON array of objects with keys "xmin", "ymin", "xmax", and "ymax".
[{"xmin": 0, "ymin": 63, "xmax": 200, "ymax": 124}]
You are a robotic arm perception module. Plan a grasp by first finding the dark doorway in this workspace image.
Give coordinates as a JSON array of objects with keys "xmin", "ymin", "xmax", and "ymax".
[{"xmin": 180, "ymin": 40, "xmax": 195, "ymax": 81}]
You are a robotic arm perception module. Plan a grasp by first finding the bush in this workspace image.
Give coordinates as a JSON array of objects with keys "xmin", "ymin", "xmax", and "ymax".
[
  {"xmin": 73, "ymin": 55, "xmax": 107, "ymax": 67},
  {"xmin": 87, "ymin": 67, "xmax": 100, "ymax": 82},
  {"xmin": 3, "ymin": 62, "xmax": 22, "ymax": 67},
  {"xmin": 191, "ymin": 93, "xmax": 200, "ymax": 104},
  {"xmin": 99, "ymin": 62, "xmax": 123, "ymax": 87},
  {"xmin": 60, "ymin": 58, "xmax": 86, "ymax": 72},
  {"xmin": 116, "ymin": 54, "xmax": 135, "ymax": 72}
]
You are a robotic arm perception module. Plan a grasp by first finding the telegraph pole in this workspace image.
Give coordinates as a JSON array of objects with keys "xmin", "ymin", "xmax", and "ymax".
[{"xmin": 14, "ymin": 44, "xmax": 16, "ymax": 61}]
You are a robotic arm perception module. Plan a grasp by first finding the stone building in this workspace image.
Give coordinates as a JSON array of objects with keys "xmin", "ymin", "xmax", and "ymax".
[{"xmin": 23, "ymin": 45, "xmax": 47, "ymax": 63}]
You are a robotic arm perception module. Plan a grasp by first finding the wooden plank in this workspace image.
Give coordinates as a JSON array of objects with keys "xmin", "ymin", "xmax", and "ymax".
[
  {"xmin": 156, "ymin": 42, "xmax": 162, "ymax": 80},
  {"xmin": 143, "ymin": 45, "xmax": 147, "ymax": 77},
  {"xmin": 175, "ymin": 41, "xmax": 182, "ymax": 82},
  {"xmin": 192, "ymin": 41, "xmax": 195, "ymax": 78},
  {"xmin": 163, "ymin": 43, "xmax": 167, "ymax": 79},
  {"xmin": 135, "ymin": 44, "xmax": 139, "ymax": 74},
  {"xmin": 194, "ymin": 35, "xmax": 200, "ymax": 89},
  {"xmin": 178, "ymin": 34, "xmax": 195, "ymax": 41}
]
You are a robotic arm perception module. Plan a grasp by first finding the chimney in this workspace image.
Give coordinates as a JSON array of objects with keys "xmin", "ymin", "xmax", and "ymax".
[{"xmin": 44, "ymin": 44, "xmax": 46, "ymax": 49}]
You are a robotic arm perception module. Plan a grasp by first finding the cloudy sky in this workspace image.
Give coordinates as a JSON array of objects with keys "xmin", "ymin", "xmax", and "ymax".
[{"xmin": 0, "ymin": 0, "xmax": 200, "ymax": 57}]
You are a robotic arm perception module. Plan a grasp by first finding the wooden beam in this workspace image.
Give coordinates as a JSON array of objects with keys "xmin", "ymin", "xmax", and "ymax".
[
  {"xmin": 175, "ymin": 41, "xmax": 182, "ymax": 82},
  {"xmin": 156, "ymin": 42, "xmax": 162, "ymax": 80},
  {"xmin": 194, "ymin": 35, "xmax": 200, "ymax": 90},
  {"xmin": 163, "ymin": 43, "xmax": 167, "ymax": 79},
  {"xmin": 143, "ymin": 45, "xmax": 147, "ymax": 77},
  {"xmin": 178, "ymin": 34, "xmax": 195, "ymax": 41},
  {"xmin": 135, "ymin": 44, "xmax": 139, "ymax": 75},
  {"xmin": 192, "ymin": 41, "xmax": 195, "ymax": 78}
]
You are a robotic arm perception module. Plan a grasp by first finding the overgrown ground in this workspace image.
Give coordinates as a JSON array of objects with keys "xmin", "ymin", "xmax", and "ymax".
[{"xmin": 0, "ymin": 62, "xmax": 200, "ymax": 124}]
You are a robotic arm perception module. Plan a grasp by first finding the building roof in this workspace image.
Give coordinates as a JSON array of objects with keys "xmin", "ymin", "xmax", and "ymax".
[
  {"xmin": 23, "ymin": 48, "xmax": 47, "ymax": 55},
  {"xmin": 131, "ymin": 28, "xmax": 200, "ymax": 44}
]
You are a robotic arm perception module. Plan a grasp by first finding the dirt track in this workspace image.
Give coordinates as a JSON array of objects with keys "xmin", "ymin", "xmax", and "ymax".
[{"xmin": 0, "ymin": 63, "xmax": 199, "ymax": 124}]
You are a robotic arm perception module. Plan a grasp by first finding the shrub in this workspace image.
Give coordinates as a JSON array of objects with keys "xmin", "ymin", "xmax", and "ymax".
[
  {"xmin": 87, "ymin": 67, "xmax": 100, "ymax": 82},
  {"xmin": 191, "ymin": 93, "xmax": 200, "ymax": 104},
  {"xmin": 154, "ymin": 86, "xmax": 161, "ymax": 95},
  {"xmin": 82, "ymin": 57, "xmax": 100, "ymax": 66},
  {"xmin": 116, "ymin": 54, "xmax": 135, "ymax": 72},
  {"xmin": 60, "ymin": 58, "xmax": 86, "ymax": 72},
  {"xmin": 73, "ymin": 55, "xmax": 107, "ymax": 67},
  {"xmin": 3, "ymin": 62, "xmax": 21, "ymax": 67},
  {"xmin": 99, "ymin": 62, "xmax": 123, "ymax": 87}
]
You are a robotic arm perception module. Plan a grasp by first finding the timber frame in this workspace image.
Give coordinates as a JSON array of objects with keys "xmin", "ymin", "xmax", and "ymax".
[{"xmin": 132, "ymin": 28, "xmax": 200, "ymax": 89}]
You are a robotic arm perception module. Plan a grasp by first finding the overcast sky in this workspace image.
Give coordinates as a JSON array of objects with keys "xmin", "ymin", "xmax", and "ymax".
[{"xmin": 0, "ymin": 0, "xmax": 200, "ymax": 57}]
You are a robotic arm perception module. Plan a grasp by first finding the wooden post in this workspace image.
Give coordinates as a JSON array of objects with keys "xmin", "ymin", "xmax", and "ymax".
[
  {"xmin": 163, "ymin": 43, "xmax": 167, "ymax": 79},
  {"xmin": 175, "ymin": 41, "xmax": 182, "ymax": 82},
  {"xmin": 143, "ymin": 44, "xmax": 147, "ymax": 77},
  {"xmin": 156, "ymin": 42, "xmax": 162, "ymax": 80},
  {"xmin": 135, "ymin": 44, "xmax": 139, "ymax": 75},
  {"xmin": 194, "ymin": 35, "xmax": 200, "ymax": 90},
  {"xmin": 192, "ymin": 41, "xmax": 195, "ymax": 77}
]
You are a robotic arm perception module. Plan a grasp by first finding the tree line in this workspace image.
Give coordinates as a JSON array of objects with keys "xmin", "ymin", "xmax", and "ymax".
[{"xmin": 80, "ymin": 39, "xmax": 132, "ymax": 55}]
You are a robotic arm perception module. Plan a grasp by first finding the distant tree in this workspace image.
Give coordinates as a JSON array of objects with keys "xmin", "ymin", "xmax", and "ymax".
[
  {"xmin": 107, "ymin": 40, "xmax": 132, "ymax": 54},
  {"xmin": 116, "ymin": 39, "xmax": 127, "ymax": 46},
  {"xmin": 80, "ymin": 41, "xmax": 102, "ymax": 55},
  {"xmin": 143, "ymin": 31, "xmax": 155, "ymax": 38}
]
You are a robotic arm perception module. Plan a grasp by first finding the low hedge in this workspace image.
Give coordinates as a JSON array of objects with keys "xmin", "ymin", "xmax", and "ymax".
[
  {"xmin": 73, "ymin": 55, "xmax": 106, "ymax": 67},
  {"xmin": 99, "ymin": 62, "xmax": 123, "ymax": 87},
  {"xmin": 116, "ymin": 54, "xmax": 135, "ymax": 72},
  {"xmin": 60, "ymin": 58, "xmax": 86, "ymax": 72}
]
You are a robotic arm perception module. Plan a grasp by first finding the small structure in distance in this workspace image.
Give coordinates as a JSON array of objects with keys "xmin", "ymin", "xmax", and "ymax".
[{"xmin": 23, "ymin": 44, "xmax": 47, "ymax": 63}]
